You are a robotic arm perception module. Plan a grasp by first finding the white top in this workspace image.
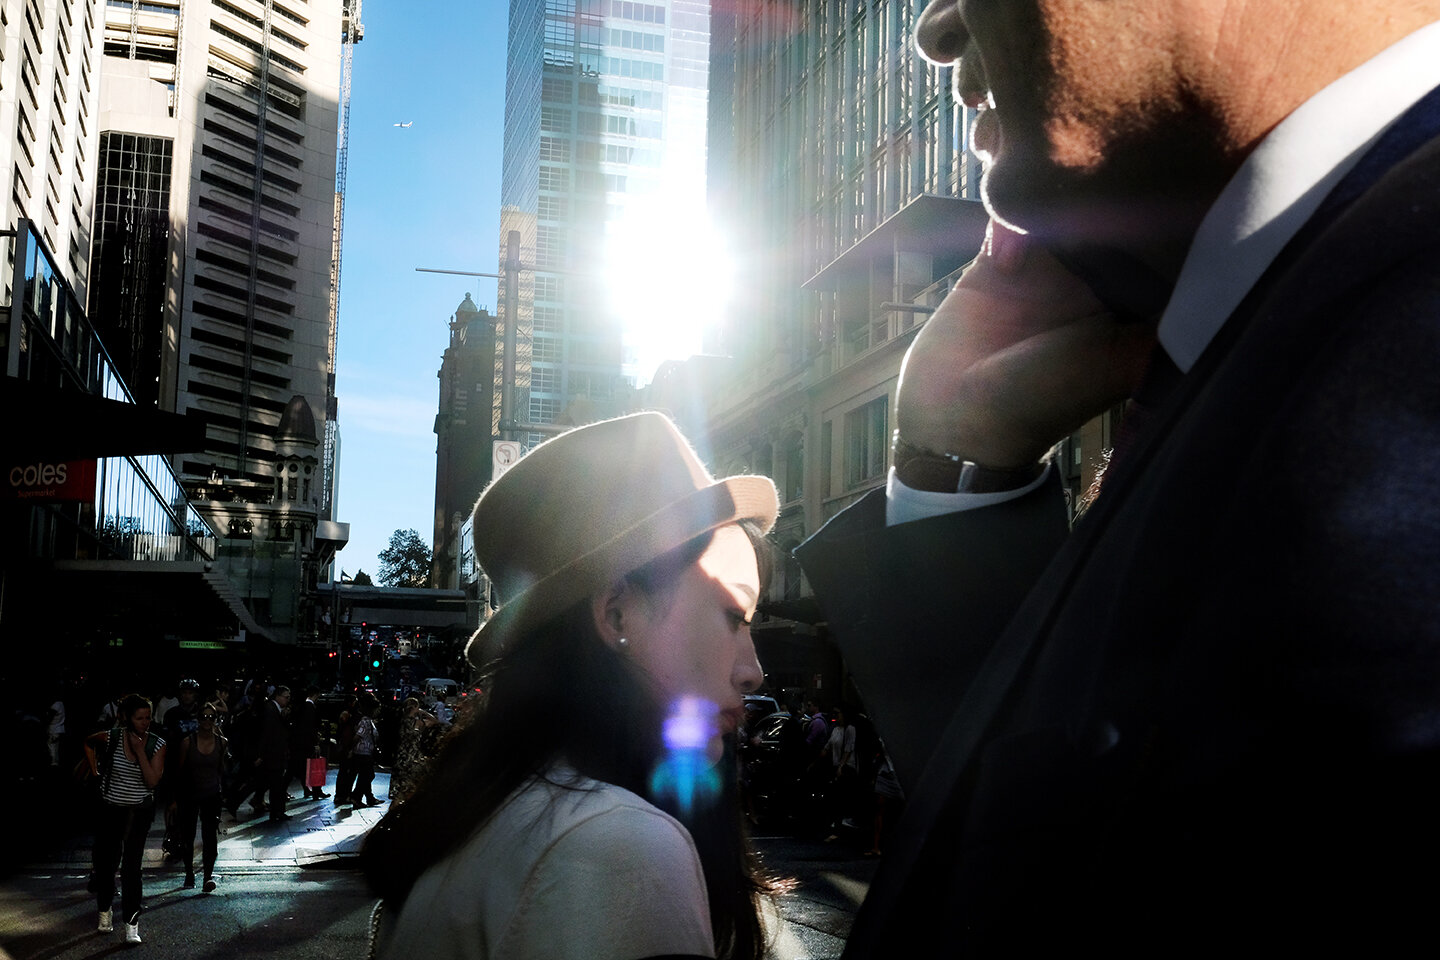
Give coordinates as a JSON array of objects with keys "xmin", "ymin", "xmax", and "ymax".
[
  {"xmin": 380, "ymin": 765, "xmax": 715, "ymax": 960},
  {"xmin": 828, "ymin": 725, "xmax": 858, "ymax": 772},
  {"xmin": 101, "ymin": 730, "xmax": 164, "ymax": 806},
  {"xmin": 888, "ymin": 20, "xmax": 1440, "ymax": 526}
]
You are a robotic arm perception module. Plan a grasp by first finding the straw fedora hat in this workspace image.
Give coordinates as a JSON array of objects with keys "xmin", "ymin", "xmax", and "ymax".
[{"xmin": 465, "ymin": 412, "xmax": 778, "ymax": 666}]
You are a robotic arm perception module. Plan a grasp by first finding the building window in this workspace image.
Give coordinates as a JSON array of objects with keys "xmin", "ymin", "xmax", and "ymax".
[
  {"xmin": 540, "ymin": 105, "xmax": 571, "ymax": 133},
  {"xmin": 534, "ymin": 275, "xmax": 564, "ymax": 301},
  {"xmin": 541, "ymin": 76, "xmax": 572, "ymax": 103},
  {"xmin": 783, "ymin": 436, "xmax": 804, "ymax": 503},
  {"xmin": 538, "ymin": 165, "xmax": 570, "ymax": 192},
  {"xmin": 88, "ymin": 132, "xmax": 174, "ymax": 407},
  {"xmin": 844, "ymin": 396, "xmax": 887, "ymax": 489},
  {"xmin": 535, "ymin": 224, "xmax": 565, "ymax": 266}
]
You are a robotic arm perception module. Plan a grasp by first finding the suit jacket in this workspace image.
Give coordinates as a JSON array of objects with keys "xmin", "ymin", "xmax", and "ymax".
[
  {"xmin": 258, "ymin": 699, "xmax": 290, "ymax": 772},
  {"xmin": 289, "ymin": 698, "xmax": 320, "ymax": 754},
  {"xmin": 797, "ymin": 86, "xmax": 1440, "ymax": 954}
]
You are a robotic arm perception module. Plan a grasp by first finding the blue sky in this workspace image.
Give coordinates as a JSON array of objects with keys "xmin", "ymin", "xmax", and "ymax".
[{"xmin": 334, "ymin": 1, "xmax": 508, "ymax": 578}]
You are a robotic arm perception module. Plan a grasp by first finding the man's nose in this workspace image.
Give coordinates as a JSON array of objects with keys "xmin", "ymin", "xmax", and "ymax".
[{"xmin": 915, "ymin": 0, "xmax": 969, "ymax": 64}]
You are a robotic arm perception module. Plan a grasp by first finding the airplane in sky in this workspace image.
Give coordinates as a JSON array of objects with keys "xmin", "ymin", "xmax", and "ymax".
[{"xmin": 393, "ymin": 121, "xmax": 413, "ymax": 128}]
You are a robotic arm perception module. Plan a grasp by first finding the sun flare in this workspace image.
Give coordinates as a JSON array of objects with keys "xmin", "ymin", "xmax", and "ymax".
[{"xmin": 603, "ymin": 199, "xmax": 735, "ymax": 387}]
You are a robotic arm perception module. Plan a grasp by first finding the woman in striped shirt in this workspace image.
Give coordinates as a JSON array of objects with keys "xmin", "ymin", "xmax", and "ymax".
[{"xmin": 84, "ymin": 693, "xmax": 167, "ymax": 944}]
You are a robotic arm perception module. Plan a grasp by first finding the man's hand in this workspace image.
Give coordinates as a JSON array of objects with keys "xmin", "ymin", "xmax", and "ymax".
[{"xmin": 896, "ymin": 221, "xmax": 1159, "ymax": 469}]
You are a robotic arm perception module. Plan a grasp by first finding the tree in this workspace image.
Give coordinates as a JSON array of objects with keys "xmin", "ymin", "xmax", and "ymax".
[
  {"xmin": 377, "ymin": 529, "xmax": 432, "ymax": 588},
  {"xmin": 351, "ymin": 569, "xmax": 373, "ymax": 586}
]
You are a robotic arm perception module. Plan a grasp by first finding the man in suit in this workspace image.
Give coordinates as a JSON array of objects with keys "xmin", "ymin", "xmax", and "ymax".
[
  {"xmin": 796, "ymin": 1, "xmax": 1440, "ymax": 953},
  {"xmin": 256, "ymin": 686, "xmax": 292, "ymax": 822},
  {"xmin": 287, "ymin": 685, "xmax": 327, "ymax": 800}
]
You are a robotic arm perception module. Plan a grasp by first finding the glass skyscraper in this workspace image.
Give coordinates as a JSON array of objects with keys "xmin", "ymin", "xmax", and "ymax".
[{"xmin": 498, "ymin": 0, "xmax": 712, "ymax": 439}]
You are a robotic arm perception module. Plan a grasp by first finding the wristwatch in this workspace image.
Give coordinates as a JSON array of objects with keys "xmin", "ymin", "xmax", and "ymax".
[{"xmin": 892, "ymin": 432, "xmax": 1045, "ymax": 494}]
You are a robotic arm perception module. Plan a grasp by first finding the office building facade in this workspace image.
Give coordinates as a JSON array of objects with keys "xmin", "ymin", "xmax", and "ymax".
[
  {"xmin": 90, "ymin": 0, "xmax": 351, "ymax": 643},
  {"xmin": 496, "ymin": 0, "xmax": 712, "ymax": 442},
  {"xmin": 0, "ymin": 0, "xmax": 102, "ymax": 299},
  {"xmin": 0, "ymin": 1, "xmax": 273, "ymax": 667}
]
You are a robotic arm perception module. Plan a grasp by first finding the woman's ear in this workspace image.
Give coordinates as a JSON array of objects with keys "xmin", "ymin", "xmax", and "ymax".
[{"xmin": 592, "ymin": 579, "xmax": 634, "ymax": 650}]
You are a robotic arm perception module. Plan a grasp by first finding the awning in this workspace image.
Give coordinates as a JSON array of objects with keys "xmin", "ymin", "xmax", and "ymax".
[
  {"xmin": 804, "ymin": 195, "xmax": 989, "ymax": 291},
  {"xmin": 1, "ymin": 377, "xmax": 208, "ymax": 461},
  {"xmin": 44, "ymin": 559, "xmax": 272, "ymax": 641}
]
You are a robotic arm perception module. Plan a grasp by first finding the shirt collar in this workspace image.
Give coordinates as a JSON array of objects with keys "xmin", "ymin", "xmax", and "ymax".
[{"xmin": 1158, "ymin": 19, "xmax": 1440, "ymax": 373}]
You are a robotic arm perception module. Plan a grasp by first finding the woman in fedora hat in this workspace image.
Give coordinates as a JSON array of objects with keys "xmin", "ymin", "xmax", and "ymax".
[{"xmin": 363, "ymin": 413, "xmax": 782, "ymax": 960}]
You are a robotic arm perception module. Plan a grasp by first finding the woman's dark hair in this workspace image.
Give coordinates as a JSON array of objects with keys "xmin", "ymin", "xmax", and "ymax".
[
  {"xmin": 362, "ymin": 520, "xmax": 777, "ymax": 959},
  {"xmin": 120, "ymin": 694, "xmax": 152, "ymax": 726}
]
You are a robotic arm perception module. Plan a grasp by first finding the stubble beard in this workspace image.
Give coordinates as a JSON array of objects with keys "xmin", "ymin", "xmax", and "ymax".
[{"xmin": 976, "ymin": 104, "xmax": 1234, "ymax": 266}]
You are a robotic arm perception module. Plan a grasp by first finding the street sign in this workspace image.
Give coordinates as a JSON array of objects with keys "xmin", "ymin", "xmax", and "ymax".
[{"xmin": 493, "ymin": 440, "xmax": 523, "ymax": 478}]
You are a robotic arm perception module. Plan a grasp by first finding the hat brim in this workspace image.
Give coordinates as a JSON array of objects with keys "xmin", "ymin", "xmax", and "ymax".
[{"xmin": 464, "ymin": 474, "xmax": 778, "ymax": 667}]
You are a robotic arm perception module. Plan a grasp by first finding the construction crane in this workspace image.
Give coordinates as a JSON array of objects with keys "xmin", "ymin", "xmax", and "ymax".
[{"xmin": 324, "ymin": 0, "xmax": 364, "ymax": 520}]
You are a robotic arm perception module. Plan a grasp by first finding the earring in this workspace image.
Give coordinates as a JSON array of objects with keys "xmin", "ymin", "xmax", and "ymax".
[{"xmin": 617, "ymin": 637, "xmax": 628, "ymax": 648}]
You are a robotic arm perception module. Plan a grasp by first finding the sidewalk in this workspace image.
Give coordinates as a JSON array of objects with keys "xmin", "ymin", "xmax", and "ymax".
[{"xmin": 30, "ymin": 769, "xmax": 391, "ymax": 872}]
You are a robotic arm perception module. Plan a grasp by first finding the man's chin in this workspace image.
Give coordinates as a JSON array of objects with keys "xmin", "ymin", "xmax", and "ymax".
[
  {"xmin": 980, "ymin": 160, "xmax": 1093, "ymax": 244},
  {"xmin": 980, "ymin": 160, "xmax": 1188, "ymax": 254}
]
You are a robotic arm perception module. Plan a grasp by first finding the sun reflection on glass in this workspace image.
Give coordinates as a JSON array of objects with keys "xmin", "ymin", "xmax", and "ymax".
[{"xmin": 603, "ymin": 200, "xmax": 735, "ymax": 388}]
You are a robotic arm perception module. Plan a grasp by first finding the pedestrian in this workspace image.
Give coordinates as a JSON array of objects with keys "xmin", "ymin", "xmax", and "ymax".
[
  {"xmin": 387, "ymin": 697, "xmax": 437, "ymax": 805},
  {"xmin": 361, "ymin": 412, "xmax": 780, "ymax": 959},
  {"xmin": 863, "ymin": 739, "xmax": 902, "ymax": 858},
  {"xmin": 822, "ymin": 705, "xmax": 857, "ymax": 841},
  {"xmin": 801, "ymin": 700, "xmax": 828, "ymax": 762},
  {"xmin": 46, "ymin": 690, "xmax": 65, "ymax": 768},
  {"xmin": 349, "ymin": 695, "xmax": 381, "ymax": 807},
  {"xmin": 160, "ymin": 679, "xmax": 202, "ymax": 860},
  {"xmin": 152, "ymin": 684, "xmax": 179, "ymax": 726},
  {"xmin": 176, "ymin": 702, "xmax": 227, "ymax": 891},
  {"xmin": 210, "ymin": 682, "xmax": 232, "ymax": 730},
  {"xmin": 223, "ymin": 681, "xmax": 265, "ymax": 817},
  {"xmin": 332, "ymin": 694, "xmax": 359, "ymax": 807},
  {"xmin": 256, "ymin": 686, "xmax": 292, "ymax": 822},
  {"xmin": 287, "ymin": 685, "xmax": 327, "ymax": 800},
  {"xmin": 84, "ymin": 694, "xmax": 166, "ymax": 944},
  {"xmin": 794, "ymin": 0, "xmax": 1440, "ymax": 954}
]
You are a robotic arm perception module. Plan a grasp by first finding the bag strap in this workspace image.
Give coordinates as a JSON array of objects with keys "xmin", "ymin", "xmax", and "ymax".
[{"xmin": 99, "ymin": 728, "xmax": 120, "ymax": 799}]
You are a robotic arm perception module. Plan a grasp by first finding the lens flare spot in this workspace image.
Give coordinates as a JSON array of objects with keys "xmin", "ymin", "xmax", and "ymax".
[{"xmin": 650, "ymin": 697, "xmax": 721, "ymax": 819}]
